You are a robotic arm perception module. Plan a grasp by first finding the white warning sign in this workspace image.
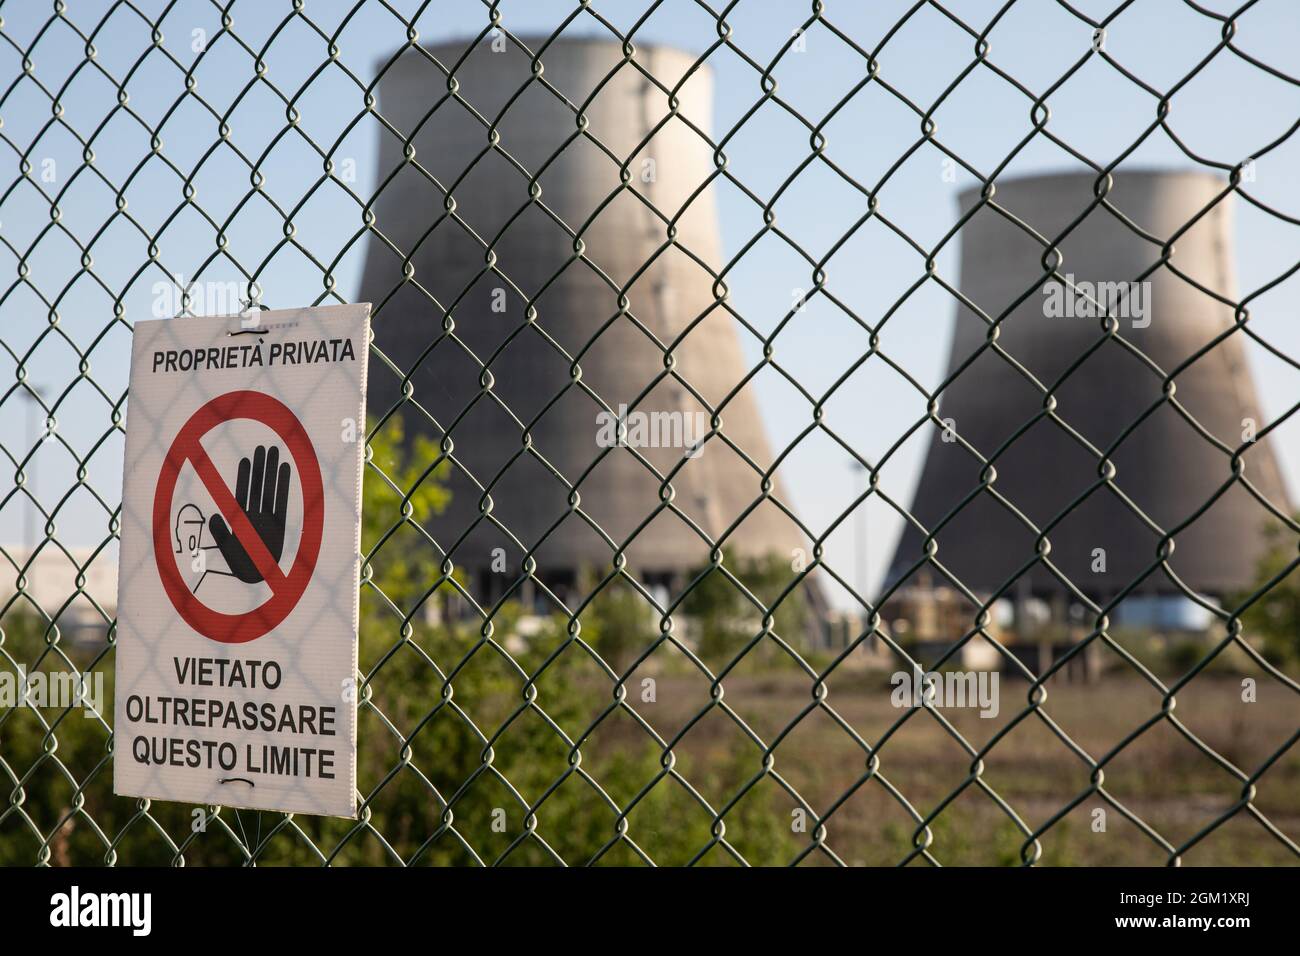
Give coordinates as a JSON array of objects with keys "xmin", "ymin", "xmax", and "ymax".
[{"xmin": 113, "ymin": 304, "xmax": 370, "ymax": 818}]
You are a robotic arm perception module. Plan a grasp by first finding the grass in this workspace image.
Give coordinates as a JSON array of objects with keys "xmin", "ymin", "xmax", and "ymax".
[{"xmin": 584, "ymin": 663, "xmax": 1300, "ymax": 866}]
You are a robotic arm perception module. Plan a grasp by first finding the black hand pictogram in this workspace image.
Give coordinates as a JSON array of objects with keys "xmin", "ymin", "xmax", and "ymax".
[{"xmin": 209, "ymin": 444, "xmax": 291, "ymax": 584}]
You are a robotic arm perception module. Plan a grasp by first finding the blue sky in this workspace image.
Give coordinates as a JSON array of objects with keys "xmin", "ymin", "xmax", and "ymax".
[{"xmin": 1, "ymin": 0, "xmax": 1296, "ymax": 608}]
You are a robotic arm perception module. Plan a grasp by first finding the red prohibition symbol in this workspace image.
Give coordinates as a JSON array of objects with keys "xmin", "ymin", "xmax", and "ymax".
[{"xmin": 152, "ymin": 390, "xmax": 324, "ymax": 643}]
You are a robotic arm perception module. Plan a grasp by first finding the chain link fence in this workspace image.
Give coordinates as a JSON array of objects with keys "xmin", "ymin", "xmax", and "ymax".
[{"xmin": 1, "ymin": 0, "xmax": 1298, "ymax": 866}]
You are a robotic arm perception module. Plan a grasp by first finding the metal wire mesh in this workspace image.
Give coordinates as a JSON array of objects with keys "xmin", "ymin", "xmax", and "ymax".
[{"xmin": 1, "ymin": 0, "xmax": 1298, "ymax": 866}]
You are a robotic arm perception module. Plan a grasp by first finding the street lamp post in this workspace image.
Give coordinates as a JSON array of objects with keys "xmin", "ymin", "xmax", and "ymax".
[
  {"xmin": 18, "ymin": 385, "xmax": 46, "ymax": 552},
  {"xmin": 850, "ymin": 459, "xmax": 868, "ymax": 603}
]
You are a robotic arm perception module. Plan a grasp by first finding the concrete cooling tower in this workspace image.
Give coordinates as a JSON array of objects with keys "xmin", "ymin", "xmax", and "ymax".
[
  {"xmin": 359, "ymin": 38, "xmax": 808, "ymax": 603},
  {"xmin": 887, "ymin": 170, "xmax": 1291, "ymax": 602}
]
